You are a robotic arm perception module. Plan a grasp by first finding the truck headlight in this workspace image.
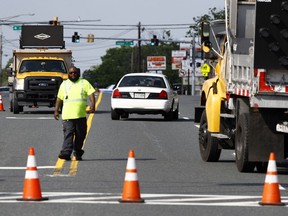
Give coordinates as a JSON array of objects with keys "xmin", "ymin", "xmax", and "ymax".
[{"xmin": 15, "ymin": 79, "xmax": 24, "ymax": 90}]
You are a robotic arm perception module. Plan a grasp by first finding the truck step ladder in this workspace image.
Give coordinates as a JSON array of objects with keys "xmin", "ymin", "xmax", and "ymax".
[
  {"xmin": 211, "ymin": 133, "xmax": 230, "ymax": 139},
  {"xmin": 220, "ymin": 113, "xmax": 235, "ymax": 118}
]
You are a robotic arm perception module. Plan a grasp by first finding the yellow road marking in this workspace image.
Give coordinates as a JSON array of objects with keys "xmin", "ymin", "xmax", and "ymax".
[
  {"xmin": 53, "ymin": 92, "xmax": 103, "ymax": 176},
  {"xmin": 53, "ymin": 158, "xmax": 65, "ymax": 175}
]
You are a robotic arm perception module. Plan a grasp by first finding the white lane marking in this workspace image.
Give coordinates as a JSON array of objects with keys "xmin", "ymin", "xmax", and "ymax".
[
  {"xmin": 193, "ymin": 125, "xmax": 286, "ymax": 191},
  {"xmin": 0, "ymin": 166, "xmax": 55, "ymax": 170},
  {"xmin": 0, "ymin": 192, "xmax": 287, "ymax": 206},
  {"xmin": 6, "ymin": 117, "xmax": 54, "ymax": 120}
]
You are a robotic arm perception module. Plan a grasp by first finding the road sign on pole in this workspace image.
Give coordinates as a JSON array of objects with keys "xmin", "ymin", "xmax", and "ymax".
[
  {"xmin": 116, "ymin": 41, "xmax": 134, "ymax": 46},
  {"xmin": 147, "ymin": 56, "xmax": 166, "ymax": 71}
]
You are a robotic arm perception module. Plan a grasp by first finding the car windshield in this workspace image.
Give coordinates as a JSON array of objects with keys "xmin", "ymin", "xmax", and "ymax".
[
  {"xmin": 119, "ymin": 76, "xmax": 166, "ymax": 88},
  {"xmin": 19, "ymin": 60, "xmax": 67, "ymax": 73}
]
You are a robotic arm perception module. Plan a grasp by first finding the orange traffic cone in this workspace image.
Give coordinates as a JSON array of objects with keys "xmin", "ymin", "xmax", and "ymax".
[
  {"xmin": 259, "ymin": 152, "xmax": 285, "ymax": 206},
  {"xmin": 0, "ymin": 94, "xmax": 5, "ymax": 111},
  {"xmin": 17, "ymin": 148, "xmax": 48, "ymax": 201},
  {"xmin": 119, "ymin": 149, "xmax": 144, "ymax": 203}
]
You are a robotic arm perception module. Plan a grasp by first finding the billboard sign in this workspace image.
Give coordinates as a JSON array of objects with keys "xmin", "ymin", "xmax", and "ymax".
[
  {"xmin": 147, "ymin": 56, "xmax": 166, "ymax": 71},
  {"xmin": 172, "ymin": 50, "xmax": 187, "ymax": 70}
]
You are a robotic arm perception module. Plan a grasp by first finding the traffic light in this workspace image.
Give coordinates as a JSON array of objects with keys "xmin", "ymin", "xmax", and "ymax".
[
  {"xmin": 87, "ymin": 34, "xmax": 94, "ymax": 43},
  {"xmin": 200, "ymin": 22, "xmax": 211, "ymax": 53},
  {"xmin": 201, "ymin": 22, "xmax": 210, "ymax": 43},
  {"xmin": 150, "ymin": 35, "xmax": 159, "ymax": 46},
  {"xmin": 72, "ymin": 32, "xmax": 80, "ymax": 43}
]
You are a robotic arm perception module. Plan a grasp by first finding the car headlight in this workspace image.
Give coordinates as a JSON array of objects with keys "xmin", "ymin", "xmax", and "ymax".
[{"xmin": 15, "ymin": 78, "xmax": 24, "ymax": 90}]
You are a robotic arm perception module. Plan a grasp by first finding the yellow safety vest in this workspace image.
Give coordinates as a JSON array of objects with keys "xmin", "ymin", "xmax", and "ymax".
[{"xmin": 57, "ymin": 78, "xmax": 95, "ymax": 120}]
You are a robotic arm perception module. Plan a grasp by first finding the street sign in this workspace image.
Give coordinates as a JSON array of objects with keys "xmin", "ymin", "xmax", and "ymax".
[
  {"xmin": 13, "ymin": 25, "xmax": 22, "ymax": 31},
  {"xmin": 172, "ymin": 50, "xmax": 187, "ymax": 70},
  {"xmin": 147, "ymin": 56, "xmax": 166, "ymax": 71},
  {"xmin": 116, "ymin": 41, "xmax": 134, "ymax": 46}
]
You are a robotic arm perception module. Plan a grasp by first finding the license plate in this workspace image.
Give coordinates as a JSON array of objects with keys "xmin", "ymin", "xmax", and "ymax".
[
  {"xmin": 134, "ymin": 93, "xmax": 145, "ymax": 98},
  {"xmin": 276, "ymin": 123, "xmax": 288, "ymax": 133}
]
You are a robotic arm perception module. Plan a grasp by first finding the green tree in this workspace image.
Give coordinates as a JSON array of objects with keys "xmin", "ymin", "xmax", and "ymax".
[
  {"xmin": 82, "ymin": 42, "xmax": 182, "ymax": 88},
  {"xmin": 186, "ymin": 7, "xmax": 225, "ymax": 37},
  {"xmin": 1, "ymin": 57, "xmax": 13, "ymax": 86}
]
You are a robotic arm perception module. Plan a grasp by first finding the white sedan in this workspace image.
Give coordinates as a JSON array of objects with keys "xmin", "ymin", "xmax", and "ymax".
[{"xmin": 111, "ymin": 73, "xmax": 179, "ymax": 120}]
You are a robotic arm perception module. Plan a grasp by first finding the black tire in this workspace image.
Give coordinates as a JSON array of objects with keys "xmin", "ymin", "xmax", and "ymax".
[
  {"xmin": 10, "ymin": 100, "xmax": 13, "ymax": 112},
  {"xmin": 199, "ymin": 110, "xmax": 221, "ymax": 162},
  {"xmin": 164, "ymin": 109, "xmax": 173, "ymax": 121},
  {"xmin": 173, "ymin": 105, "xmax": 179, "ymax": 120},
  {"xmin": 111, "ymin": 108, "xmax": 120, "ymax": 120},
  {"xmin": 235, "ymin": 113, "xmax": 256, "ymax": 172},
  {"xmin": 13, "ymin": 97, "xmax": 23, "ymax": 114}
]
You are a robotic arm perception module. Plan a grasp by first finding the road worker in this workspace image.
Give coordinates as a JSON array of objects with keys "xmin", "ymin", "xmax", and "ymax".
[{"xmin": 54, "ymin": 66, "xmax": 95, "ymax": 161}]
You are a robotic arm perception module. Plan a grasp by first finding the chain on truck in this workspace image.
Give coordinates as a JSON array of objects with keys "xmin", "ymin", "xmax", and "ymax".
[
  {"xmin": 7, "ymin": 18, "xmax": 72, "ymax": 114},
  {"xmin": 195, "ymin": 0, "xmax": 288, "ymax": 173}
]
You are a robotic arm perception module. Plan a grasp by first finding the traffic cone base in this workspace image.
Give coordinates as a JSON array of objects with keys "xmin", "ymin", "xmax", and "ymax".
[
  {"xmin": 259, "ymin": 152, "xmax": 285, "ymax": 206},
  {"xmin": 119, "ymin": 181, "xmax": 144, "ymax": 203},
  {"xmin": 119, "ymin": 150, "xmax": 144, "ymax": 203},
  {"xmin": 17, "ymin": 148, "xmax": 48, "ymax": 201},
  {"xmin": 0, "ymin": 94, "xmax": 5, "ymax": 111}
]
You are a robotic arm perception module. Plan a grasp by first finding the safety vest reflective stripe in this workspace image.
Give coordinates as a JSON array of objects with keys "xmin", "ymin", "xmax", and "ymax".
[{"xmin": 64, "ymin": 99, "xmax": 86, "ymax": 102}]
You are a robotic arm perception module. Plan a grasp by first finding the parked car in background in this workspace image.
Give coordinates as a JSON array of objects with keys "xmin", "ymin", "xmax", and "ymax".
[
  {"xmin": 99, "ymin": 84, "xmax": 115, "ymax": 93},
  {"xmin": 0, "ymin": 86, "xmax": 10, "ymax": 98},
  {"xmin": 111, "ymin": 73, "xmax": 179, "ymax": 120},
  {"xmin": 0, "ymin": 86, "xmax": 9, "ymax": 93}
]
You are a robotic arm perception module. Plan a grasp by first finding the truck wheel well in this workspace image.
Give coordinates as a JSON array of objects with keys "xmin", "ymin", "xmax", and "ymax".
[{"xmin": 200, "ymin": 91, "xmax": 206, "ymax": 106}]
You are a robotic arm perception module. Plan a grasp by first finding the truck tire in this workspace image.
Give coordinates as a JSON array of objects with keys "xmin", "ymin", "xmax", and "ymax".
[
  {"xmin": 111, "ymin": 108, "xmax": 120, "ymax": 120},
  {"xmin": 199, "ymin": 110, "xmax": 221, "ymax": 162},
  {"xmin": 235, "ymin": 113, "xmax": 256, "ymax": 172},
  {"xmin": 13, "ymin": 97, "xmax": 23, "ymax": 114},
  {"xmin": 10, "ymin": 100, "xmax": 13, "ymax": 112}
]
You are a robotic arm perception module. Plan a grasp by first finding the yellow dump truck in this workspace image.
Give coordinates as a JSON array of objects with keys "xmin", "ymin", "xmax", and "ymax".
[{"xmin": 7, "ymin": 24, "xmax": 72, "ymax": 114}]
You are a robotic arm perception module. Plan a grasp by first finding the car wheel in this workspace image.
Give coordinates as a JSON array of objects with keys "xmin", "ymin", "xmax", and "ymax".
[
  {"xmin": 235, "ymin": 113, "xmax": 256, "ymax": 172},
  {"xmin": 111, "ymin": 108, "xmax": 120, "ymax": 120},
  {"xmin": 173, "ymin": 105, "xmax": 179, "ymax": 120},
  {"xmin": 199, "ymin": 110, "xmax": 221, "ymax": 162},
  {"xmin": 164, "ymin": 109, "xmax": 173, "ymax": 121}
]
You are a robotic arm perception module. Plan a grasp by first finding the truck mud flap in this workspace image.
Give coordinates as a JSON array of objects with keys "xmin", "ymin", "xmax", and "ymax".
[
  {"xmin": 195, "ymin": 106, "xmax": 205, "ymax": 123},
  {"xmin": 248, "ymin": 112, "xmax": 284, "ymax": 162}
]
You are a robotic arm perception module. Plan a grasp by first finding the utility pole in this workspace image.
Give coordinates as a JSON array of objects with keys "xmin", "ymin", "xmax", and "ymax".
[
  {"xmin": 138, "ymin": 22, "xmax": 141, "ymax": 72},
  {"xmin": 192, "ymin": 33, "xmax": 196, "ymax": 96},
  {"xmin": 0, "ymin": 33, "xmax": 2, "ymax": 86}
]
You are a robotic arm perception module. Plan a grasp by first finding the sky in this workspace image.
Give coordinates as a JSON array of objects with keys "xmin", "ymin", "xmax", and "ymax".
[{"xmin": 0, "ymin": 0, "xmax": 224, "ymax": 71}]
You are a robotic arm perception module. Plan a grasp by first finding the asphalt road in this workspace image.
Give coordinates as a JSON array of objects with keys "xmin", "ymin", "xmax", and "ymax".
[{"xmin": 0, "ymin": 92, "xmax": 288, "ymax": 216}]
